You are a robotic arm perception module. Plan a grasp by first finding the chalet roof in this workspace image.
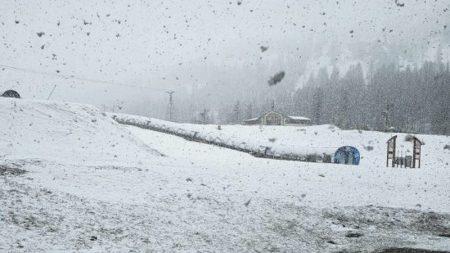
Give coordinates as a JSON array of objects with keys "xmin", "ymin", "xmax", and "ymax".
[
  {"xmin": 411, "ymin": 136, "xmax": 424, "ymax": 145},
  {"xmin": 243, "ymin": 117, "xmax": 259, "ymax": 122},
  {"xmin": 288, "ymin": 116, "xmax": 311, "ymax": 121}
]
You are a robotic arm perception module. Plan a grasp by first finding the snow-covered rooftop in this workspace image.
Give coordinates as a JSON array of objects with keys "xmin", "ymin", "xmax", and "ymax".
[{"xmin": 288, "ymin": 116, "xmax": 311, "ymax": 121}]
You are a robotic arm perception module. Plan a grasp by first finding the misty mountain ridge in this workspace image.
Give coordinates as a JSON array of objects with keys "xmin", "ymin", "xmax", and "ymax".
[{"xmin": 0, "ymin": 0, "xmax": 448, "ymax": 129}]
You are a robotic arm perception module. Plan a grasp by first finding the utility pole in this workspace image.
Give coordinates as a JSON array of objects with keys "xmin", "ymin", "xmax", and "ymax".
[
  {"xmin": 382, "ymin": 103, "xmax": 393, "ymax": 131},
  {"xmin": 200, "ymin": 108, "xmax": 208, "ymax": 124},
  {"xmin": 166, "ymin": 91, "xmax": 175, "ymax": 121}
]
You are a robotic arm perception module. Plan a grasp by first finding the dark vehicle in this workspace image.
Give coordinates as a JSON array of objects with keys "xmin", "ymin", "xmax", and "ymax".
[{"xmin": 1, "ymin": 90, "xmax": 21, "ymax": 98}]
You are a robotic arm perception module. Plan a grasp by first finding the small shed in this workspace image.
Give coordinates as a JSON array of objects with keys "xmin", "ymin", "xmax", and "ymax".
[
  {"xmin": 334, "ymin": 146, "xmax": 360, "ymax": 165},
  {"xmin": 287, "ymin": 116, "xmax": 312, "ymax": 125},
  {"xmin": 386, "ymin": 135, "xmax": 424, "ymax": 168}
]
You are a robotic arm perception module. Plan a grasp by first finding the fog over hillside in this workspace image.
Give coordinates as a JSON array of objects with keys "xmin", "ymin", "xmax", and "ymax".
[
  {"xmin": 1, "ymin": 0, "xmax": 449, "ymax": 118},
  {"xmin": 1, "ymin": 2, "xmax": 450, "ymax": 251}
]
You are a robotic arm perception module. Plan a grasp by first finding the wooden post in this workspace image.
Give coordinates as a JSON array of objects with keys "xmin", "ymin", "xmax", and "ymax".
[
  {"xmin": 387, "ymin": 135, "xmax": 397, "ymax": 167},
  {"xmin": 412, "ymin": 137, "xmax": 423, "ymax": 168}
]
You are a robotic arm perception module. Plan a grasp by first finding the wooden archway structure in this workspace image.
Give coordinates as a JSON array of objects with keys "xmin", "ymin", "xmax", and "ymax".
[{"xmin": 386, "ymin": 135, "xmax": 423, "ymax": 168}]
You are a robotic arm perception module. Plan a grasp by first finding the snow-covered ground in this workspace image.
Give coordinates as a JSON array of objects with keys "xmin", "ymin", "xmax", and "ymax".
[
  {"xmin": 111, "ymin": 112, "xmax": 450, "ymax": 168},
  {"xmin": 0, "ymin": 98, "xmax": 162, "ymax": 166},
  {"xmin": 1, "ymin": 98, "xmax": 450, "ymax": 252}
]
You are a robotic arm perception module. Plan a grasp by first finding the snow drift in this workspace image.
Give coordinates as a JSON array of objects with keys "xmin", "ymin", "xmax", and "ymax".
[{"xmin": 0, "ymin": 98, "xmax": 161, "ymax": 166}]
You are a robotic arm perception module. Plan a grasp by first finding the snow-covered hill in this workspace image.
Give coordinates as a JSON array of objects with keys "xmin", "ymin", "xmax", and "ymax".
[
  {"xmin": 111, "ymin": 112, "xmax": 450, "ymax": 169},
  {"xmin": 0, "ymin": 97, "xmax": 162, "ymax": 166},
  {"xmin": 1, "ymin": 98, "xmax": 450, "ymax": 252}
]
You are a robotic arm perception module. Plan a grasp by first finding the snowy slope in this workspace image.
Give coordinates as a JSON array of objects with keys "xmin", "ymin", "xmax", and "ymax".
[
  {"xmin": 1, "ymin": 99, "xmax": 450, "ymax": 252},
  {"xmin": 0, "ymin": 98, "xmax": 162, "ymax": 166},
  {"xmin": 129, "ymin": 126, "xmax": 450, "ymax": 212},
  {"xmin": 111, "ymin": 113, "xmax": 450, "ymax": 168}
]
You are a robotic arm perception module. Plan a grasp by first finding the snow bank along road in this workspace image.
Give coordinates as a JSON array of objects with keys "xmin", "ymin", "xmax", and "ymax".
[
  {"xmin": 110, "ymin": 112, "xmax": 450, "ymax": 168},
  {"xmin": 1, "ymin": 98, "xmax": 450, "ymax": 252}
]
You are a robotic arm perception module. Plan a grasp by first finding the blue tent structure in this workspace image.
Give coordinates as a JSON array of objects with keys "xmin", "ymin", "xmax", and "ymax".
[{"xmin": 334, "ymin": 146, "xmax": 360, "ymax": 165}]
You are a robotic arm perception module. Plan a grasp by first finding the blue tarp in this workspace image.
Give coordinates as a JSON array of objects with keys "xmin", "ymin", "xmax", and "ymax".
[{"xmin": 334, "ymin": 146, "xmax": 360, "ymax": 165}]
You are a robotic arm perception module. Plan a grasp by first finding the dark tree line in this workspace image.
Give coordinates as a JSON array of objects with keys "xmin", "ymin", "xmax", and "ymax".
[
  {"xmin": 296, "ymin": 61, "xmax": 450, "ymax": 135},
  {"xmin": 221, "ymin": 61, "xmax": 450, "ymax": 135}
]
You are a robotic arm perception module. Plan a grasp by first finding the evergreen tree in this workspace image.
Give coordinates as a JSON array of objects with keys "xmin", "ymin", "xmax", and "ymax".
[
  {"xmin": 245, "ymin": 103, "xmax": 253, "ymax": 120},
  {"xmin": 312, "ymin": 87, "xmax": 324, "ymax": 124},
  {"xmin": 232, "ymin": 101, "xmax": 241, "ymax": 124}
]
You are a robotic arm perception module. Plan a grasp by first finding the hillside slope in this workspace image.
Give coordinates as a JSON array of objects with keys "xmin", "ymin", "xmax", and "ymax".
[
  {"xmin": 0, "ymin": 99, "xmax": 449, "ymax": 252},
  {"xmin": 0, "ymin": 98, "xmax": 161, "ymax": 166},
  {"xmin": 111, "ymin": 113, "xmax": 450, "ymax": 168}
]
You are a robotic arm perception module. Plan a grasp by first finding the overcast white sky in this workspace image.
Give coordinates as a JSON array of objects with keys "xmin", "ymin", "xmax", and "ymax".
[{"xmin": 0, "ymin": 0, "xmax": 449, "ymax": 110}]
